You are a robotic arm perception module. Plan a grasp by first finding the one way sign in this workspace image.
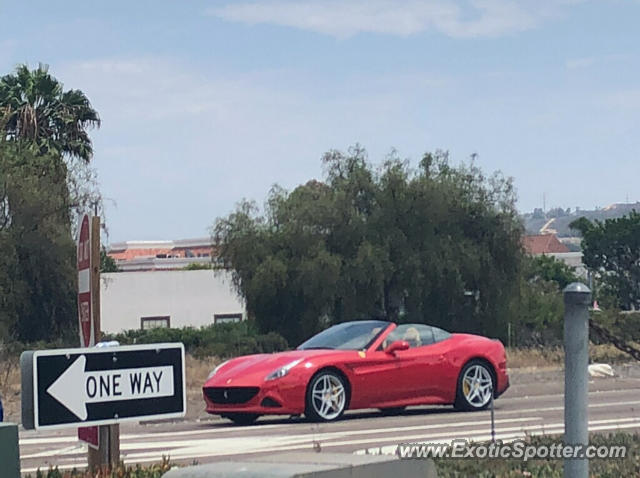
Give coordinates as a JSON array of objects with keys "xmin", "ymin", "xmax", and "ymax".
[{"xmin": 21, "ymin": 343, "xmax": 185, "ymax": 430}]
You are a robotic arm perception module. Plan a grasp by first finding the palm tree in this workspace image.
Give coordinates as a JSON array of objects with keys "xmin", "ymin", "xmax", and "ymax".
[{"xmin": 0, "ymin": 63, "xmax": 100, "ymax": 162}]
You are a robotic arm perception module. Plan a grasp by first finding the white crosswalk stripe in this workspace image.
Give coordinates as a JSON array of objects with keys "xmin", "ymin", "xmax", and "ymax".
[{"xmin": 19, "ymin": 390, "xmax": 640, "ymax": 473}]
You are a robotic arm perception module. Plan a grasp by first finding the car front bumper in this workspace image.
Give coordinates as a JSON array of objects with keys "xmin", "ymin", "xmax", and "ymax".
[{"xmin": 203, "ymin": 378, "xmax": 306, "ymax": 416}]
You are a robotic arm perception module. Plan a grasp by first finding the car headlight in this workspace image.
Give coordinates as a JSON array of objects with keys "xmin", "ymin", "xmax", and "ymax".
[
  {"xmin": 265, "ymin": 359, "xmax": 303, "ymax": 381},
  {"xmin": 207, "ymin": 360, "xmax": 230, "ymax": 380}
]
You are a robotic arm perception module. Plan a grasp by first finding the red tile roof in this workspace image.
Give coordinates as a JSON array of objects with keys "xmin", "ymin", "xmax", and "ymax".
[{"xmin": 523, "ymin": 234, "xmax": 570, "ymax": 254}]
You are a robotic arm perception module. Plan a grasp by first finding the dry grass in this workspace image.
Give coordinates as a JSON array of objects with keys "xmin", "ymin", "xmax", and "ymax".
[
  {"xmin": 184, "ymin": 355, "xmax": 220, "ymax": 418},
  {"xmin": 507, "ymin": 343, "xmax": 633, "ymax": 369},
  {"xmin": 185, "ymin": 355, "xmax": 220, "ymax": 389},
  {"xmin": 0, "ymin": 352, "xmax": 21, "ymax": 421}
]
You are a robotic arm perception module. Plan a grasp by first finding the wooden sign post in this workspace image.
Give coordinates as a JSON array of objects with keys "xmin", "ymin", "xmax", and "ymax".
[{"xmin": 80, "ymin": 215, "xmax": 120, "ymax": 470}]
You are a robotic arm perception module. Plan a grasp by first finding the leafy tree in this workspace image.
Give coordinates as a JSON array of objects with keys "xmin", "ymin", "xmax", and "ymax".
[
  {"xmin": 525, "ymin": 254, "xmax": 579, "ymax": 291},
  {"xmin": 0, "ymin": 65, "xmax": 101, "ymax": 342},
  {"xmin": 183, "ymin": 262, "xmax": 215, "ymax": 270},
  {"xmin": 571, "ymin": 212, "xmax": 640, "ymax": 310},
  {"xmin": 0, "ymin": 143, "xmax": 77, "ymax": 342},
  {"xmin": 214, "ymin": 147, "xmax": 524, "ymax": 344},
  {"xmin": 100, "ymin": 248, "xmax": 119, "ymax": 273},
  {"xmin": 513, "ymin": 255, "xmax": 579, "ymax": 346}
]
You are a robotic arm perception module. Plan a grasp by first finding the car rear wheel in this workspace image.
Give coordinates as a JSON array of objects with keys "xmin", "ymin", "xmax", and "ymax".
[
  {"xmin": 454, "ymin": 360, "xmax": 495, "ymax": 411},
  {"xmin": 306, "ymin": 371, "xmax": 347, "ymax": 422},
  {"xmin": 224, "ymin": 412, "xmax": 260, "ymax": 426}
]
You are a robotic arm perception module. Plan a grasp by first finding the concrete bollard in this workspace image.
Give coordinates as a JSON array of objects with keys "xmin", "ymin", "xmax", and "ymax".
[
  {"xmin": 0, "ymin": 422, "xmax": 21, "ymax": 478},
  {"xmin": 563, "ymin": 282, "xmax": 591, "ymax": 478},
  {"xmin": 163, "ymin": 451, "xmax": 438, "ymax": 478}
]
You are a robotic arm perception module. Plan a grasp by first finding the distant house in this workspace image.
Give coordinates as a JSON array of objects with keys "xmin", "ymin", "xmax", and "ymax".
[
  {"xmin": 523, "ymin": 234, "xmax": 570, "ymax": 255},
  {"xmin": 108, "ymin": 238, "xmax": 214, "ymax": 272},
  {"xmin": 100, "ymin": 269, "xmax": 245, "ymax": 334},
  {"xmin": 523, "ymin": 234, "xmax": 586, "ymax": 278},
  {"xmin": 101, "ymin": 237, "xmax": 245, "ymax": 332}
]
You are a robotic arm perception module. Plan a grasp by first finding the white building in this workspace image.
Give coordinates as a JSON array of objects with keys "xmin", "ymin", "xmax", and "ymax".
[
  {"xmin": 548, "ymin": 251, "xmax": 588, "ymax": 278},
  {"xmin": 100, "ymin": 269, "xmax": 246, "ymax": 334}
]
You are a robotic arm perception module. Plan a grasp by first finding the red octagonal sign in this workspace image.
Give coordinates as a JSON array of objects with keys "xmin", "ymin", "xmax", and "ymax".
[{"xmin": 77, "ymin": 214, "xmax": 94, "ymax": 348}]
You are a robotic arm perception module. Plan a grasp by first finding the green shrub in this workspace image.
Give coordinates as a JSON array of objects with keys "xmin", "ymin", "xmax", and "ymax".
[
  {"xmin": 27, "ymin": 457, "xmax": 173, "ymax": 477},
  {"xmin": 435, "ymin": 432, "xmax": 640, "ymax": 477},
  {"xmin": 104, "ymin": 321, "xmax": 289, "ymax": 359}
]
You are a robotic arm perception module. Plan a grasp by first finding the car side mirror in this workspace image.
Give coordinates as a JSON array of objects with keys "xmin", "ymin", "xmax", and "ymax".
[{"xmin": 384, "ymin": 340, "xmax": 410, "ymax": 355}]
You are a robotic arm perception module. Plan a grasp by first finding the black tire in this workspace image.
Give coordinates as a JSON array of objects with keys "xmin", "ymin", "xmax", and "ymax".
[
  {"xmin": 305, "ymin": 370, "xmax": 348, "ymax": 422},
  {"xmin": 454, "ymin": 359, "xmax": 495, "ymax": 411},
  {"xmin": 379, "ymin": 407, "xmax": 406, "ymax": 416},
  {"xmin": 224, "ymin": 413, "xmax": 260, "ymax": 426}
]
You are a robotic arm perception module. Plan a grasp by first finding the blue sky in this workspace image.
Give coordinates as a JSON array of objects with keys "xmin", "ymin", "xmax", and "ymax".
[{"xmin": 1, "ymin": 0, "xmax": 639, "ymax": 242}]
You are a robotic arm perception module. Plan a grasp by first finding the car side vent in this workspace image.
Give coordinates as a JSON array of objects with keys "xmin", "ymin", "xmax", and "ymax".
[{"xmin": 260, "ymin": 397, "xmax": 282, "ymax": 408}]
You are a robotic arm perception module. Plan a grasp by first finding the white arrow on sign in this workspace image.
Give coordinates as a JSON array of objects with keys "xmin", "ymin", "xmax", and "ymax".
[{"xmin": 46, "ymin": 355, "xmax": 175, "ymax": 420}]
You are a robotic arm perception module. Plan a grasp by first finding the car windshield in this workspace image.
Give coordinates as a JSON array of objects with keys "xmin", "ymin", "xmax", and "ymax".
[{"xmin": 297, "ymin": 320, "xmax": 390, "ymax": 351}]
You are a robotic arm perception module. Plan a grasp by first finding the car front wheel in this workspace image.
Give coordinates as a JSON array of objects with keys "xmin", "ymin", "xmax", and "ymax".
[{"xmin": 305, "ymin": 371, "xmax": 347, "ymax": 422}]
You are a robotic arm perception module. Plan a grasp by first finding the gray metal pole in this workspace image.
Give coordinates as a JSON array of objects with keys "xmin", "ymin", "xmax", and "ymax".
[
  {"xmin": 563, "ymin": 282, "xmax": 591, "ymax": 478},
  {"xmin": 490, "ymin": 389, "xmax": 495, "ymax": 443},
  {"xmin": 0, "ymin": 423, "xmax": 21, "ymax": 478}
]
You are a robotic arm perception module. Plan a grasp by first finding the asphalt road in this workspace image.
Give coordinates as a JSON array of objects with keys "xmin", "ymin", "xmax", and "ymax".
[{"xmin": 18, "ymin": 364, "xmax": 640, "ymax": 474}]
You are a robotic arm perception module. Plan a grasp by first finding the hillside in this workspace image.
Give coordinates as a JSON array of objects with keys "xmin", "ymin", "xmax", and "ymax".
[{"xmin": 523, "ymin": 202, "xmax": 640, "ymax": 237}]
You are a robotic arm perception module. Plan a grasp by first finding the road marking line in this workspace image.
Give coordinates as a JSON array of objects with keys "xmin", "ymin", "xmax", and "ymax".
[
  {"xmin": 20, "ymin": 398, "xmax": 640, "ymax": 448},
  {"xmin": 22, "ymin": 417, "xmax": 640, "ymax": 468},
  {"xmin": 19, "ymin": 422, "xmax": 294, "ymax": 445},
  {"xmin": 481, "ymin": 399, "xmax": 640, "ymax": 417},
  {"xmin": 19, "ymin": 396, "xmax": 640, "ymax": 469},
  {"xmin": 117, "ymin": 419, "xmax": 640, "ymax": 463},
  {"xmin": 502, "ymin": 388, "xmax": 640, "ymax": 402},
  {"xmin": 19, "ymin": 417, "xmax": 541, "ymax": 451},
  {"xmin": 20, "ymin": 445, "xmax": 86, "ymax": 459},
  {"xmin": 22, "ymin": 418, "xmax": 640, "ymax": 475},
  {"xmin": 308, "ymin": 418, "xmax": 640, "ymax": 450},
  {"xmin": 356, "ymin": 422, "xmax": 640, "ymax": 455}
]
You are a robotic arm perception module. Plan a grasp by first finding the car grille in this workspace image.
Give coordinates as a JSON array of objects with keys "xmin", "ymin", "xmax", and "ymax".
[{"xmin": 204, "ymin": 387, "xmax": 259, "ymax": 404}]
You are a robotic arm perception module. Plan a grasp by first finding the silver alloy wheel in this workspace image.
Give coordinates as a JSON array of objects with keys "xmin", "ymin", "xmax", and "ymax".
[
  {"xmin": 311, "ymin": 374, "xmax": 346, "ymax": 420},
  {"xmin": 462, "ymin": 364, "xmax": 493, "ymax": 408}
]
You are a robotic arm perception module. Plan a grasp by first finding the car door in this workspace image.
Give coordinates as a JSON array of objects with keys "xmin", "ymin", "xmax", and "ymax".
[
  {"xmin": 383, "ymin": 324, "xmax": 439, "ymax": 401},
  {"xmin": 344, "ymin": 348, "xmax": 406, "ymax": 407},
  {"xmin": 396, "ymin": 326, "xmax": 458, "ymax": 402}
]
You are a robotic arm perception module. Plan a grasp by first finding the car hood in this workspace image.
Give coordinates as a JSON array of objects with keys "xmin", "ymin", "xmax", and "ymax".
[{"xmin": 204, "ymin": 349, "xmax": 341, "ymax": 386}]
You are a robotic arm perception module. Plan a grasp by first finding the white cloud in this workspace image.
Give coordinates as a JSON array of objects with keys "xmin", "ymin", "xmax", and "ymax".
[
  {"xmin": 566, "ymin": 53, "xmax": 631, "ymax": 71},
  {"xmin": 603, "ymin": 89, "xmax": 640, "ymax": 110},
  {"xmin": 55, "ymin": 57, "xmax": 449, "ymax": 240},
  {"xmin": 207, "ymin": 0, "xmax": 577, "ymax": 38},
  {"xmin": 566, "ymin": 57, "xmax": 596, "ymax": 69},
  {"xmin": 0, "ymin": 40, "xmax": 17, "ymax": 67}
]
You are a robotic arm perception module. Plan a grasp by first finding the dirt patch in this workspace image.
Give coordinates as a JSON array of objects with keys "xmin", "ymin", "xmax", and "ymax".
[
  {"xmin": 0, "ymin": 352, "xmax": 20, "ymax": 422},
  {"xmin": 184, "ymin": 355, "xmax": 220, "ymax": 420},
  {"xmin": 507, "ymin": 343, "xmax": 633, "ymax": 369}
]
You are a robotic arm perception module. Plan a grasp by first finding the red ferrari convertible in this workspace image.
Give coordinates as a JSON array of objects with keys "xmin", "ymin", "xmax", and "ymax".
[{"xmin": 203, "ymin": 320, "xmax": 509, "ymax": 425}]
